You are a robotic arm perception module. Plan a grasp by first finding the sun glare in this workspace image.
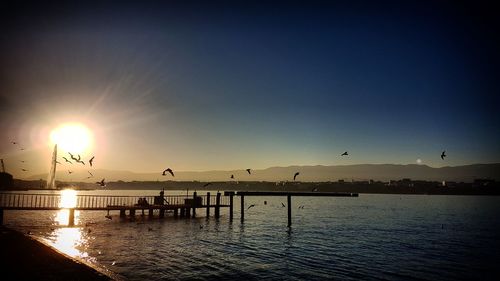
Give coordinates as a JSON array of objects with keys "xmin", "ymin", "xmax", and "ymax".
[
  {"xmin": 59, "ymin": 189, "xmax": 78, "ymax": 208},
  {"xmin": 50, "ymin": 123, "xmax": 93, "ymax": 154}
]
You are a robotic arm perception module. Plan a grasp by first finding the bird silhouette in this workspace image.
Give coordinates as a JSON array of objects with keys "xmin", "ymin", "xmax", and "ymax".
[
  {"xmin": 77, "ymin": 154, "xmax": 81, "ymax": 161},
  {"xmin": 62, "ymin": 157, "xmax": 72, "ymax": 164},
  {"xmin": 89, "ymin": 156, "xmax": 95, "ymax": 167},
  {"xmin": 441, "ymin": 150, "xmax": 446, "ymax": 160},
  {"xmin": 11, "ymin": 141, "xmax": 17, "ymax": 145},
  {"xmin": 230, "ymin": 174, "xmax": 235, "ymax": 179},
  {"xmin": 96, "ymin": 178, "xmax": 106, "ymax": 187},
  {"xmin": 294, "ymin": 172, "xmax": 300, "ymax": 181},
  {"xmin": 203, "ymin": 183, "xmax": 212, "ymax": 187},
  {"xmin": 76, "ymin": 159, "xmax": 85, "ymax": 165},
  {"xmin": 247, "ymin": 204, "xmax": 256, "ymax": 210},
  {"xmin": 88, "ymin": 171, "xmax": 94, "ymax": 177},
  {"xmin": 21, "ymin": 169, "xmax": 28, "ymax": 172},
  {"xmin": 162, "ymin": 168, "xmax": 174, "ymax": 177},
  {"xmin": 20, "ymin": 160, "xmax": 25, "ymax": 163},
  {"xmin": 341, "ymin": 151, "xmax": 348, "ymax": 156},
  {"xmin": 20, "ymin": 148, "xmax": 25, "ymax": 151},
  {"xmin": 281, "ymin": 202, "xmax": 286, "ymax": 207},
  {"xmin": 68, "ymin": 152, "xmax": 76, "ymax": 161},
  {"xmin": 68, "ymin": 170, "xmax": 73, "ymax": 174},
  {"xmin": 246, "ymin": 169, "xmax": 251, "ymax": 175}
]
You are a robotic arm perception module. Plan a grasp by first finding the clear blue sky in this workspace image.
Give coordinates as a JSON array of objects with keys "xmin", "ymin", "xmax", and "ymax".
[{"xmin": 1, "ymin": 0, "xmax": 499, "ymax": 177}]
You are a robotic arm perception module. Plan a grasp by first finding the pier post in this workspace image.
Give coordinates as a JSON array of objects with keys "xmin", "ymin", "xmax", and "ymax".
[
  {"xmin": 174, "ymin": 208, "xmax": 178, "ymax": 218},
  {"xmin": 287, "ymin": 195, "xmax": 292, "ymax": 227},
  {"xmin": 240, "ymin": 195, "xmax": 245, "ymax": 222},
  {"xmin": 120, "ymin": 209, "xmax": 126, "ymax": 217},
  {"xmin": 186, "ymin": 207, "xmax": 191, "ymax": 218},
  {"xmin": 215, "ymin": 192, "xmax": 221, "ymax": 219},
  {"xmin": 148, "ymin": 208, "xmax": 154, "ymax": 218},
  {"xmin": 180, "ymin": 208, "xmax": 185, "ymax": 218},
  {"xmin": 129, "ymin": 209, "xmax": 136, "ymax": 216},
  {"xmin": 68, "ymin": 208, "xmax": 75, "ymax": 226},
  {"xmin": 229, "ymin": 194, "xmax": 233, "ymax": 221},
  {"xmin": 192, "ymin": 192, "xmax": 197, "ymax": 218},
  {"xmin": 206, "ymin": 192, "xmax": 211, "ymax": 217}
]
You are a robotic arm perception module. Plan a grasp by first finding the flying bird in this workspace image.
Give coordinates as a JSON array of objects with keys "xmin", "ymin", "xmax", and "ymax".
[
  {"xmin": 88, "ymin": 171, "xmax": 94, "ymax": 177},
  {"xmin": 341, "ymin": 151, "xmax": 348, "ymax": 156},
  {"xmin": 203, "ymin": 183, "xmax": 212, "ymax": 187},
  {"xmin": 294, "ymin": 172, "xmax": 300, "ymax": 181},
  {"xmin": 20, "ymin": 160, "xmax": 25, "ymax": 163},
  {"xmin": 441, "ymin": 150, "xmax": 446, "ymax": 160},
  {"xmin": 68, "ymin": 152, "xmax": 76, "ymax": 160},
  {"xmin": 11, "ymin": 141, "xmax": 17, "ymax": 145},
  {"xmin": 281, "ymin": 202, "xmax": 286, "ymax": 207},
  {"xmin": 77, "ymin": 154, "xmax": 81, "ymax": 161},
  {"xmin": 162, "ymin": 168, "xmax": 174, "ymax": 177},
  {"xmin": 247, "ymin": 204, "xmax": 256, "ymax": 210},
  {"xmin": 20, "ymin": 148, "xmax": 25, "ymax": 151},
  {"xmin": 96, "ymin": 178, "xmax": 106, "ymax": 187},
  {"xmin": 21, "ymin": 169, "xmax": 28, "ymax": 172},
  {"xmin": 62, "ymin": 157, "xmax": 72, "ymax": 164},
  {"xmin": 76, "ymin": 159, "xmax": 85, "ymax": 165},
  {"xmin": 246, "ymin": 169, "xmax": 251, "ymax": 175},
  {"xmin": 68, "ymin": 170, "xmax": 73, "ymax": 174},
  {"xmin": 89, "ymin": 156, "xmax": 95, "ymax": 167}
]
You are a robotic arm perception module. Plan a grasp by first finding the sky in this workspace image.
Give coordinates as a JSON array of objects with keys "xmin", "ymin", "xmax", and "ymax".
[{"xmin": 1, "ymin": 0, "xmax": 499, "ymax": 179}]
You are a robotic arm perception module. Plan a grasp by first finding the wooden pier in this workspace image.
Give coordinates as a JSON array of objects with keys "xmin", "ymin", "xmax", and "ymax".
[
  {"xmin": 0, "ymin": 192, "xmax": 230, "ymax": 226},
  {"xmin": 225, "ymin": 191, "xmax": 359, "ymax": 227},
  {"xmin": 0, "ymin": 191, "xmax": 358, "ymax": 227}
]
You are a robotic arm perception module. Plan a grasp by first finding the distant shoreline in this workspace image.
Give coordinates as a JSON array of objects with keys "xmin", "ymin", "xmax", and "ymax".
[{"xmin": 2, "ymin": 181, "xmax": 499, "ymax": 196}]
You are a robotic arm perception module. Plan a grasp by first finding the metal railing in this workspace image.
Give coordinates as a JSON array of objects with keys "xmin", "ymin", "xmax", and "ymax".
[{"xmin": 0, "ymin": 192, "xmax": 230, "ymax": 209}]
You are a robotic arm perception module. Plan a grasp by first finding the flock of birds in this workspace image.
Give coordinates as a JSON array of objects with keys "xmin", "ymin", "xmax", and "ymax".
[
  {"xmin": 11, "ymin": 141, "xmax": 106, "ymax": 187},
  {"xmin": 11, "ymin": 140, "xmax": 448, "ymax": 189}
]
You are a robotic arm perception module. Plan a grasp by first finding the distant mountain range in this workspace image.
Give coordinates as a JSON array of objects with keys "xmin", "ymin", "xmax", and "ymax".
[{"xmin": 25, "ymin": 163, "xmax": 500, "ymax": 183}]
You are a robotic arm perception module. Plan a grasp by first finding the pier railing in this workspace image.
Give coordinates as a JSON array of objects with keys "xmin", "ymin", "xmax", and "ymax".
[{"xmin": 0, "ymin": 193, "xmax": 229, "ymax": 209}]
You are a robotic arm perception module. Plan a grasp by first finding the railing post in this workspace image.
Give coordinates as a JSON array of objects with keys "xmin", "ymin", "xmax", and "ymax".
[
  {"xmin": 240, "ymin": 195, "xmax": 245, "ymax": 222},
  {"xmin": 287, "ymin": 195, "xmax": 292, "ymax": 227},
  {"xmin": 229, "ymin": 193, "xmax": 234, "ymax": 221},
  {"xmin": 68, "ymin": 208, "xmax": 75, "ymax": 226},
  {"xmin": 215, "ymin": 192, "xmax": 221, "ymax": 219},
  {"xmin": 206, "ymin": 192, "xmax": 211, "ymax": 217},
  {"xmin": 192, "ymin": 191, "xmax": 197, "ymax": 218}
]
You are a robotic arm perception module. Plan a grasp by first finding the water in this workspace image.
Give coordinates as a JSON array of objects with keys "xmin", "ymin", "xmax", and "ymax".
[{"xmin": 3, "ymin": 190, "xmax": 500, "ymax": 281}]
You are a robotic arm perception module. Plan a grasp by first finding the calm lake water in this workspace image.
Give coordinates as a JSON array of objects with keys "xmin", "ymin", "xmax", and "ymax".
[{"xmin": 3, "ymin": 189, "xmax": 500, "ymax": 281}]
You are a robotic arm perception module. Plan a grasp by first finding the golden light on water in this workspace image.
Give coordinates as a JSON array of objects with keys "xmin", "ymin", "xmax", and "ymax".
[
  {"xmin": 49, "ymin": 227, "xmax": 88, "ymax": 258},
  {"xmin": 50, "ymin": 123, "xmax": 93, "ymax": 154},
  {"xmin": 59, "ymin": 189, "xmax": 78, "ymax": 208}
]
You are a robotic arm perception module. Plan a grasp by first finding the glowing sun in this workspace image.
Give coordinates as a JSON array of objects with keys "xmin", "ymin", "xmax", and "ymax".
[{"xmin": 50, "ymin": 123, "xmax": 93, "ymax": 154}]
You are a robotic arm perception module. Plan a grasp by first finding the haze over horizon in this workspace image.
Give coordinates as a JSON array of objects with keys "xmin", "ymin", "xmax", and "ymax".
[{"xmin": 1, "ymin": 0, "xmax": 499, "ymax": 179}]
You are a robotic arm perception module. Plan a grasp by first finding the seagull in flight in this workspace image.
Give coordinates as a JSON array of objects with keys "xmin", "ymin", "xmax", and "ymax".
[
  {"xmin": 21, "ymin": 169, "xmax": 28, "ymax": 172},
  {"xmin": 441, "ymin": 150, "xmax": 446, "ymax": 160},
  {"xmin": 293, "ymin": 172, "xmax": 300, "ymax": 181},
  {"xmin": 88, "ymin": 171, "xmax": 94, "ymax": 177},
  {"xmin": 247, "ymin": 204, "xmax": 256, "ymax": 210},
  {"xmin": 68, "ymin": 152, "xmax": 76, "ymax": 160},
  {"xmin": 246, "ymin": 169, "xmax": 251, "ymax": 175},
  {"xmin": 75, "ymin": 159, "xmax": 85, "ymax": 165},
  {"xmin": 341, "ymin": 151, "xmax": 348, "ymax": 156},
  {"xmin": 89, "ymin": 156, "xmax": 95, "ymax": 167},
  {"xmin": 281, "ymin": 202, "xmax": 286, "ymax": 207},
  {"xmin": 162, "ymin": 168, "xmax": 174, "ymax": 177},
  {"xmin": 96, "ymin": 178, "xmax": 106, "ymax": 187},
  {"xmin": 62, "ymin": 157, "xmax": 72, "ymax": 164},
  {"xmin": 203, "ymin": 182, "xmax": 212, "ymax": 187}
]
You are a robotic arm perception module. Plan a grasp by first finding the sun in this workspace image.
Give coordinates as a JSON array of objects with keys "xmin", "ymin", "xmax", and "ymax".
[{"xmin": 50, "ymin": 123, "xmax": 93, "ymax": 154}]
